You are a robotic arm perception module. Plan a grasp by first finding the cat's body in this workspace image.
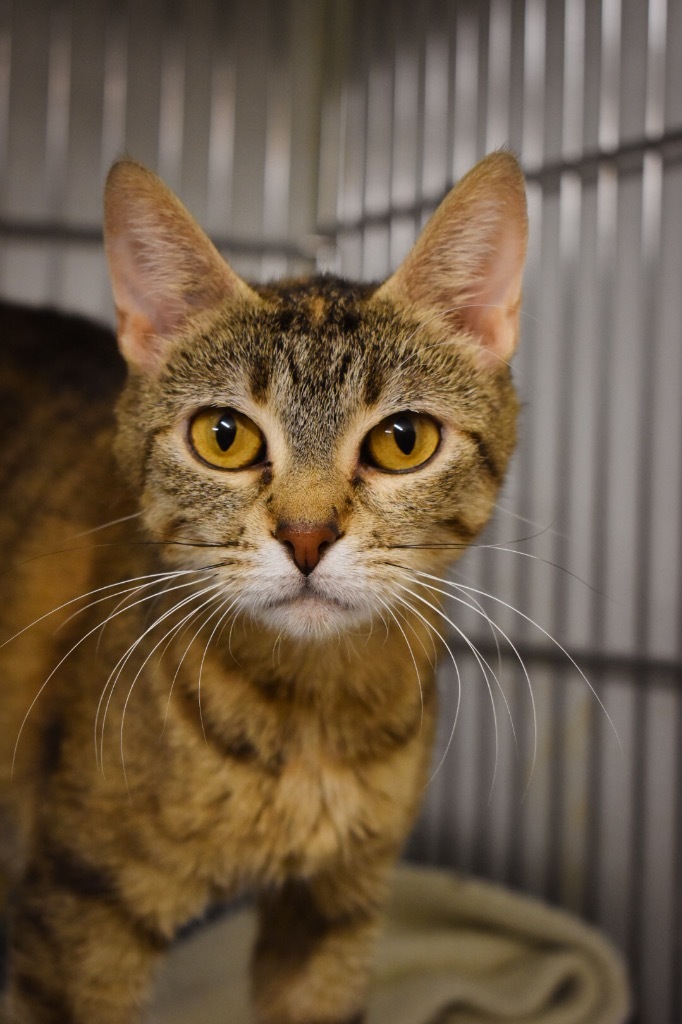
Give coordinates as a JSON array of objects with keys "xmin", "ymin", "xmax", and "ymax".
[{"xmin": 0, "ymin": 153, "xmax": 527, "ymax": 1023}]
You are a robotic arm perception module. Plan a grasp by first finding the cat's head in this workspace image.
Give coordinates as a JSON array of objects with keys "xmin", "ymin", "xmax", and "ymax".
[{"xmin": 104, "ymin": 153, "xmax": 527, "ymax": 640}]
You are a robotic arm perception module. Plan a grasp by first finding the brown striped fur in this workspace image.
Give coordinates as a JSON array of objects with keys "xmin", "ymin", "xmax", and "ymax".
[{"xmin": 0, "ymin": 152, "xmax": 527, "ymax": 1023}]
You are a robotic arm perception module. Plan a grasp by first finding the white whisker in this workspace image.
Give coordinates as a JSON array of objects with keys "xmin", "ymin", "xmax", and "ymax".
[
  {"xmin": 403, "ymin": 571, "xmax": 538, "ymax": 794},
  {"xmin": 376, "ymin": 594, "xmax": 424, "ymax": 732},
  {"xmin": 393, "ymin": 581, "xmax": 501, "ymax": 795},
  {"xmin": 116, "ymin": 591, "xmax": 225, "ymax": 786},
  {"xmin": 389, "ymin": 592, "xmax": 463, "ymax": 789},
  {"xmin": 196, "ymin": 595, "xmax": 242, "ymax": 743},
  {"xmin": 392, "ymin": 599, "xmax": 438, "ymax": 669},
  {"xmin": 414, "ymin": 569, "xmax": 623, "ymax": 755},
  {"xmin": 97, "ymin": 580, "xmax": 223, "ymax": 774},
  {"xmin": 120, "ymin": 593, "xmax": 232, "ymax": 788},
  {"xmin": 1, "ymin": 567, "xmax": 207, "ymax": 651},
  {"xmin": 10, "ymin": 573, "xmax": 212, "ymax": 779},
  {"xmin": 162, "ymin": 590, "xmax": 244, "ymax": 734},
  {"xmin": 70, "ymin": 511, "xmax": 144, "ymax": 539},
  {"xmin": 463, "ymin": 543, "xmax": 599, "ymax": 594}
]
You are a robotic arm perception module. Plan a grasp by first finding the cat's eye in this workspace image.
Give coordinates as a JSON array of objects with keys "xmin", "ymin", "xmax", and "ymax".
[
  {"xmin": 189, "ymin": 407, "xmax": 265, "ymax": 470},
  {"xmin": 363, "ymin": 412, "xmax": 441, "ymax": 473}
]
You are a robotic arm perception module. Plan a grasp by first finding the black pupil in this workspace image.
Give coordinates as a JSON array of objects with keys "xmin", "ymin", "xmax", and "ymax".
[
  {"xmin": 393, "ymin": 416, "xmax": 416, "ymax": 455},
  {"xmin": 213, "ymin": 411, "xmax": 237, "ymax": 452}
]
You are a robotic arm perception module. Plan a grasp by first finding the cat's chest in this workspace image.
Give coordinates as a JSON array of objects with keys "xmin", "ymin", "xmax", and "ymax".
[
  {"xmin": 160, "ymin": 694, "xmax": 423, "ymax": 887},
  {"xmin": 238, "ymin": 746, "xmax": 368, "ymax": 873},
  {"xmin": 208, "ymin": 728, "xmax": 381, "ymax": 880}
]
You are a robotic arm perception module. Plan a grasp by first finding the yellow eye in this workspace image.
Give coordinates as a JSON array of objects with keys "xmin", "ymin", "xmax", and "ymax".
[
  {"xmin": 189, "ymin": 407, "xmax": 265, "ymax": 470},
  {"xmin": 364, "ymin": 412, "xmax": 441, "ymax": 473}
]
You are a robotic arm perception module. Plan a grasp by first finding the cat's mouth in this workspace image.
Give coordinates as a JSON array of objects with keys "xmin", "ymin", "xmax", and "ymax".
[
  {"xmin": 265, "ymin": 589, "xmax": 351, "ymax": 612},
  {"xmin": 253, "ymin": 582, "xmax": 367, "ymax": 639}
]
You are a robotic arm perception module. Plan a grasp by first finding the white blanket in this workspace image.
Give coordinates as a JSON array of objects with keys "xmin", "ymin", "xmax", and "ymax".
[{"xmin": 151, "ymin": 865, "xmax": 631, "ymax": 1024}]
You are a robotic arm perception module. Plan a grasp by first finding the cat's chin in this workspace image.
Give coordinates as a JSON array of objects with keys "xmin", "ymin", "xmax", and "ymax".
[{"xmin": 254, "ymin": 593, "xmax": 371, "ymax": 641}]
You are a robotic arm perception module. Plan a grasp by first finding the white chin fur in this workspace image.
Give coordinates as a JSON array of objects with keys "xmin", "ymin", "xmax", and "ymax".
[{"xmin": 254, "ymin": 595, "xmax": 372, "ymax": 640}]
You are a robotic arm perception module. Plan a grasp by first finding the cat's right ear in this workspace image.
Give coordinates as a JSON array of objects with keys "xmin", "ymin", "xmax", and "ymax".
[{"xmin": 104, "ymin": 161, "xmax": 260, "ymax": 373}]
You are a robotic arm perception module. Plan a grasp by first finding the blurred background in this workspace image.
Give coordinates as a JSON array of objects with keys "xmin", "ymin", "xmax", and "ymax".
[{"xmin": 0, "ymin": 0, "xmax": 680, "ymax": 1020}]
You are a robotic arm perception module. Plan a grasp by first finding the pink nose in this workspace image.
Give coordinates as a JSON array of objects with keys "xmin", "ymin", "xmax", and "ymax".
[{"xmin": 275, "ymin": 522, "xmax": 340, "ymax": 576}]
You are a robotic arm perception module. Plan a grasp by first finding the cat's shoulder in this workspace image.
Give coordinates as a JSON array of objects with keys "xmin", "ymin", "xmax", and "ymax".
[{"xmin": 0, "ymin": 299, "xmax": 125, "ymax": 401}]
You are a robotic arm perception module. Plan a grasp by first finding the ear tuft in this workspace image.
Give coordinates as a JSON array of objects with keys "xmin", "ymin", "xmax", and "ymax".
[
  {"xmin": 104, "ymin": 161, "xmax": 259, "ymax": 373},
  {"xmin": 375, "ymin": 151, "xmax": 528, "ymax": 368}
]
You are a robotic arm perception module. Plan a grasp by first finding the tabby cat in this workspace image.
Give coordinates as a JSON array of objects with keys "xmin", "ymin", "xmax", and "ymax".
[{"xmin": 0, "ymin": 151, "xmax": 527, "ymax": 1023}]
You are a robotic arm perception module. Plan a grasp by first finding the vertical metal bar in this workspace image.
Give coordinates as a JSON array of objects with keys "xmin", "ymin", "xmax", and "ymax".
[
  {"xmin": 582, "ymin": 0, "xmax": 606, "ymax": 928},
  {"xmin": 675, "ymin": 562, "xmax": 682, "ymax": 1024},
  {"xmin": 101, "ymin": 0, "xmax": 128, "ymax": 175},
  {"xmin": 44, "ymin": 0, "xmax": 72, "ymax": 303},
  {"xmin": 638, "ymin": 6, "xmax": 675, "ymax": 1020},
  {"xmin": 562, "ymin": 0, "xmax": 584, "ymax": 162},
  {"xmin": 421, "ymin": 0, "xmax": 449, "ymax": 208},
  {"xmin": 507, "ymin": 0, "xmax": 526, "ymax": 153},
  {"xmin": 413, "ymin": 0, "xmax": 428, "ymax": 233},
  {"xmin": 386, "ymin": 0, "xmax": 418, "ymax": 271},
  {"xmin": 315, "ymin": 1, "xmax": 351, "ymax": 274},
  {"xmin": 664, "ymin": 12, "xmax": 682, "ymax": 1012},
  {"xmin": 261, "ymin": 0, "xmax": 292, "ymax": 279},
  {"xmin": 335, "ymin": 0, "xmax": 367, "ymax": 279},
  {"xmin": 178, "ymin": 0, "xmax": 213, "ymax": 224},
  {"xmin": 485, "ymin": 0, "xmax": 511, "ymax": 153},
  {"xmin": 0, "ymin": 0, "xmax": 11, "ymax": 191},
  {"xmin": 206, "ymin": 2, "xmax": 236, "ymax": 236},
  {"xmin": 157, "ymin": 0, "xmax": 186, "ymax": 193},
  {"xmin": 283, "ymin": 0, "xmax": 327, "ymax": 277},
  {"xmin": 505, "ymin": 0, "xmax": 545, "ymax": 895},
  {"xmin": 628, "ymin": 0, "xmax": 667, "ymax": 994},
  {"xmin": 450, "ymin": 1, "xmax": 479, "ymax": 180},
  {"xmin": 44, "ymin": 1, "xmax": 71, "ymax": 211},
  {"xmin": 553, "ymin": 0, "xmax": 589, "ymax": 916},
  {"xmin": 534, "ymin": 0, "xmax": 566, "ymax": 908},
  {"xmin": 548, "ymin": 168, "xmax": 583, "ymax": 907},
  {"xmin": 0, "ymin": 0, "xmax": 13, "ymax": 290},
  {"xmin": 98, "ymin": 0, "xmax": 128, "ymax": 316},
  {"xmin": 599, "ymin": 0, "xmax": 620, "ymax": 151},
  {"xmin": 356, "ymin": 0, "xmax": 371, "ymax": 282},
  {"xmin": 360, "ymin": 0, "xmax": 392, "ymax": 280}
]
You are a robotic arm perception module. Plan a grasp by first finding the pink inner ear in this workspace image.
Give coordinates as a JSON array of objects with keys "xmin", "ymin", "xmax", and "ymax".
[
  {"xmin": 461, "ymin": 224, "xmax": 525, "ymax": 368},
  {"xmin": 374, "ymin": 153, "xmax": 528, "ymax": 370},
  {"xmin": 104, "ymin": 160, "xmax": 262, "ymax": 375},
  {"xmin": 106, "ymin": 232, "xmax": 191, "ymax": 373},
  {"xmin": 116, "ymin": 308, "xmax": 167, "ymax": 374}
]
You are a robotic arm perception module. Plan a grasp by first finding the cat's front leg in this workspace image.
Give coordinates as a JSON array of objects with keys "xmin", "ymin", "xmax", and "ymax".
[
  {"xmin": 5, "ymin": 848, "xmax": 171, "ymax": 1024},
  {"xmin": 251, "ymin": 858, "xmax": 394, "ymax": 1024}
]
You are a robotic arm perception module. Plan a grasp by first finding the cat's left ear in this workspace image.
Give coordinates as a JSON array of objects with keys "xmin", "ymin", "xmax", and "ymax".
[
  {"xmin": 375, "ymin": 150, "xmax": 528, "ymax": 369},
  {"xmin": 104, "ymin": 161, "xmax": 260, "ymax": 373}
]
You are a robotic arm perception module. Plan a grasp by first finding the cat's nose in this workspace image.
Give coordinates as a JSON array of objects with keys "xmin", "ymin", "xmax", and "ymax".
[{"xmin": 275, "ymin": 522, "xmax": 340, "ymax": 576}]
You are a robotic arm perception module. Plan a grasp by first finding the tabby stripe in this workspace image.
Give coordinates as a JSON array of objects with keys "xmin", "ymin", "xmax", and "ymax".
[
  {"xmin": 45, "ymin": 843, "xmax": 117, "ymax": 902},
  {"xmin": 296, "ymin": 1017, "xmax": 364, "ymax": 1024},
  {"xmin": 12, "ymin": 903, "xmax": 58, "ymax": 952},
  {"xmin": 176, "ymin": 684, "xmax": 283, "ymax": 775},
  {"xmin": 437, "ymin": 514, "xmax": 477, "ymax": 543},
  {"xmin": 13, "ymin": 971, "xmax": 76, "ymax": 1024},
  {"xmin": 470, "ymin": 431, "xmax": 502, "ymax": 483},
  {"xmin": 42, "ymin": 843, "xmax": 170, "ymax": 953}
]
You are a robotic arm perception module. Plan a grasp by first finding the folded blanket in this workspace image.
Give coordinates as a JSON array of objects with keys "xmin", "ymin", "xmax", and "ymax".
[{"xmin": 150, "ymin": 865, "xmax": 631, "ymax": 1024}]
